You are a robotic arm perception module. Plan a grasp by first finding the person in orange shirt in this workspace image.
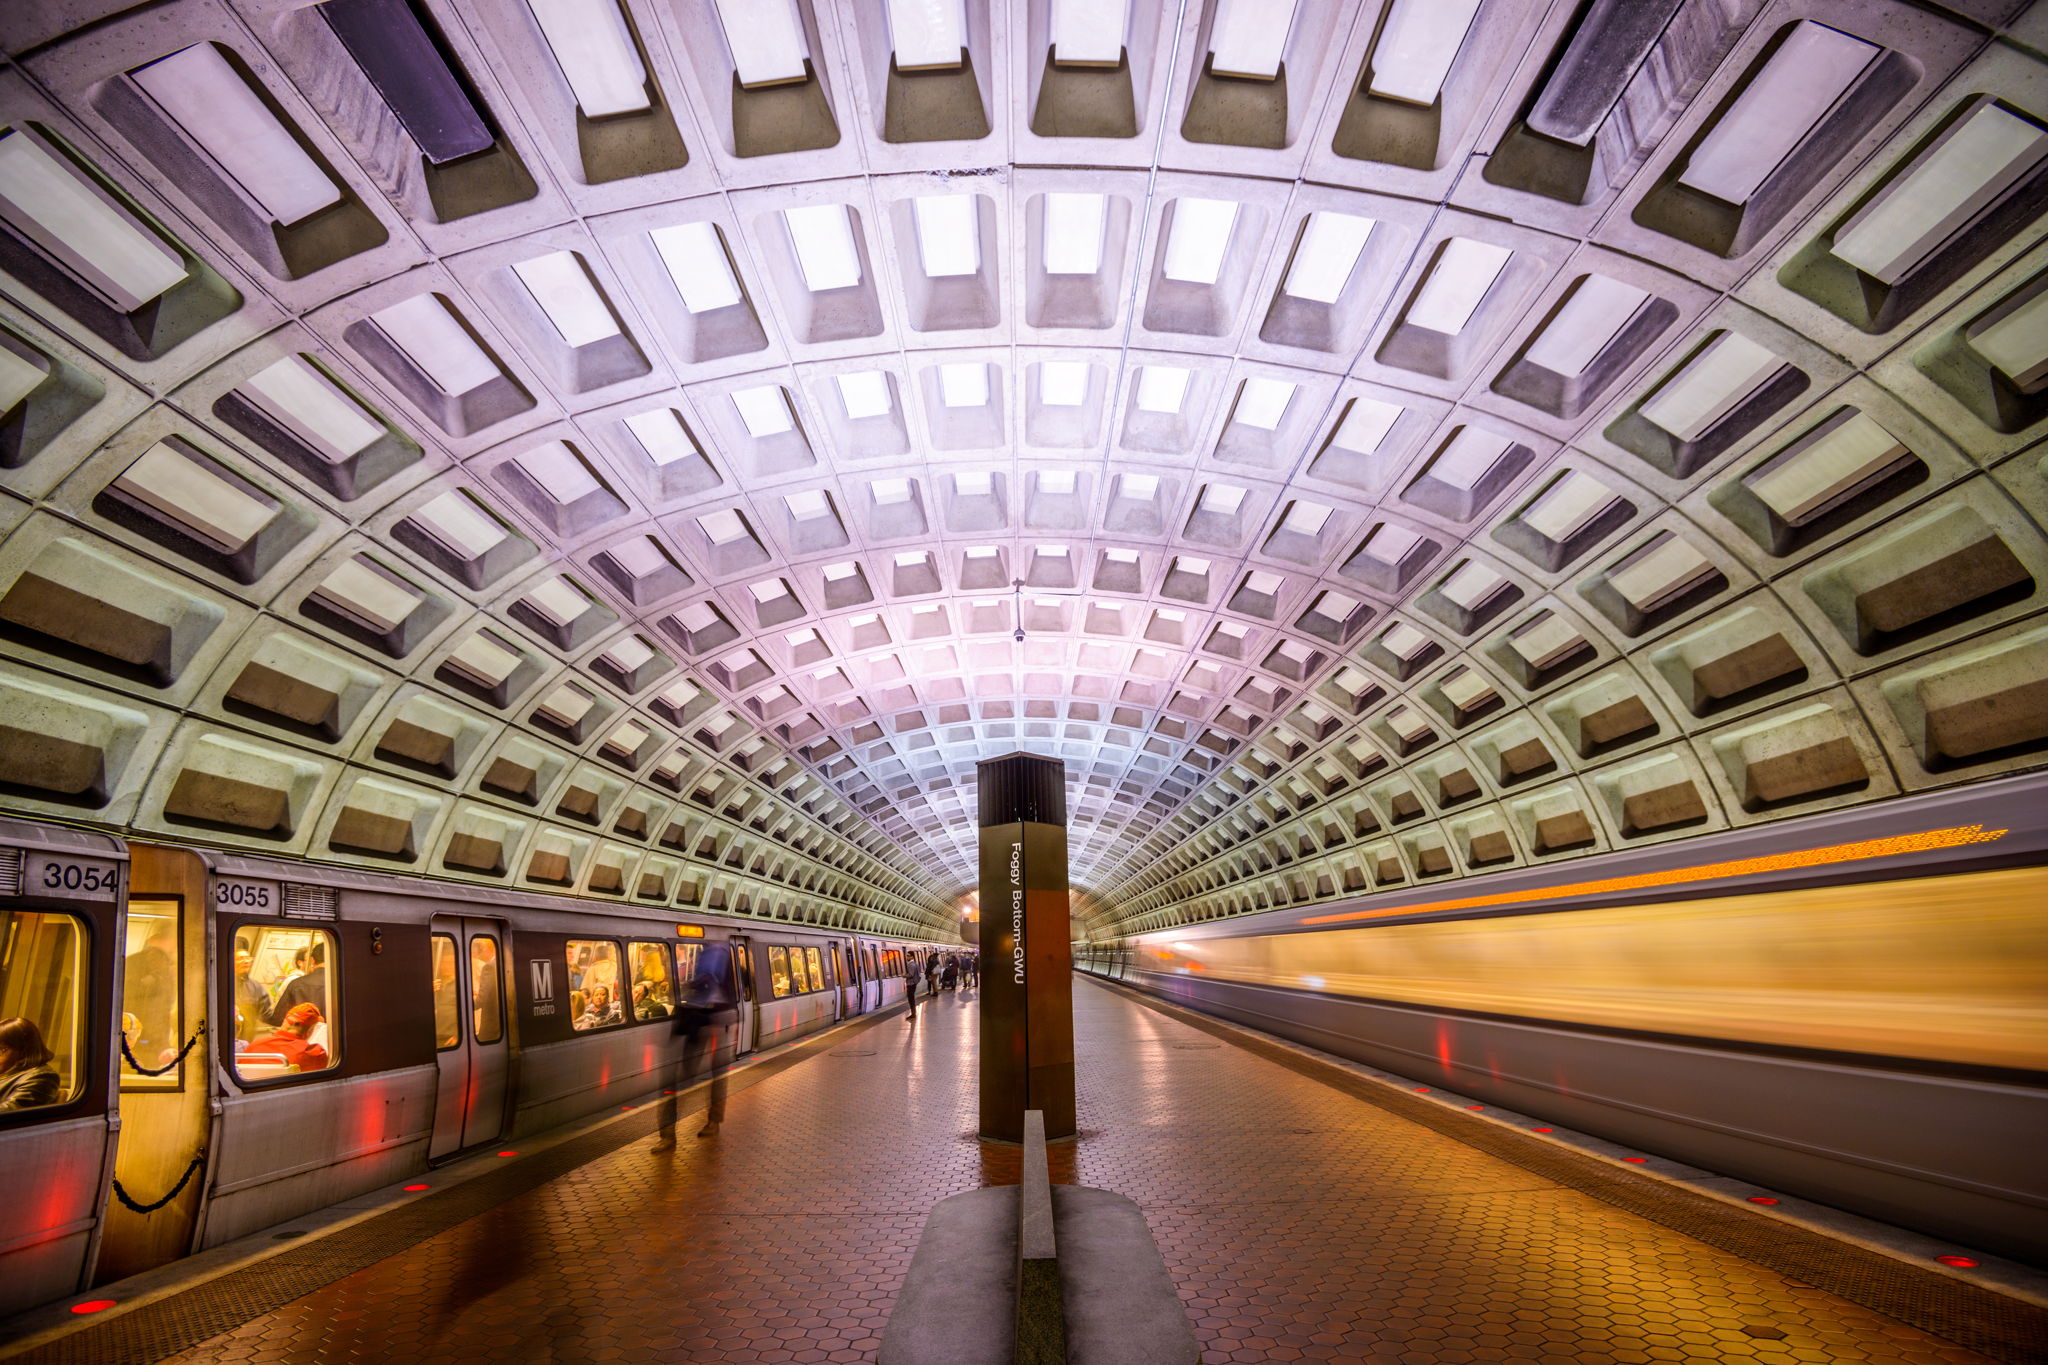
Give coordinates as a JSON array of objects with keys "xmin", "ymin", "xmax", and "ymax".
[{"xmin": 248, "ymin": 1003, "xmax": 331, "ymax": 1072}]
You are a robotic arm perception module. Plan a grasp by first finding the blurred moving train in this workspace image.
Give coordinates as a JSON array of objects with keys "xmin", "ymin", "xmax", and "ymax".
[
  {"xmin": 1079, "ymin": 772, "xmax": 2048, "ymax": 1266},
  {"xmin": 0, "ymin": 820, "xmax": 942, "ymax": 1320}
]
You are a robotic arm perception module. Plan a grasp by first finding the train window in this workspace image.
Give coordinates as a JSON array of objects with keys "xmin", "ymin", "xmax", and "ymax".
[
  {"xmin": 788, "ymin": 946, "xmax": 812, "ymax": 993},
  {"xmin": 0, "ymin": 910, "xmax": 86, "ymax": 1115},
  {"xmin": 675, "ymin": 941, "xmax": 701, "ymax": 990},
  {"xmin": 566, "ymin": 940, "xmax": 624, "ymax": 1030},
  {"xmin": 767, "ymin": 945, "xmax": 793, "ymax": 998},
  {"xmin": 233, "ymin": 925, "xmax": 337, "ymax": 1081},
  {"xmin": 805, "ymin": 947, "xmax": 827, "ymax": 992},
  {"xmin": 430, "ymin": 935, "xmax": 461, "ymax": 1050},
  {"xmin": 471, "ymin": 936, "xmax": 502, "ymax": 1045},
  {"xmin": 121, "ymin": 898, "xmax": 182, "ymax": 1090},
  {"xmin": 627, "ymin": 941, "xmax": 672, "ymax": 1021}
]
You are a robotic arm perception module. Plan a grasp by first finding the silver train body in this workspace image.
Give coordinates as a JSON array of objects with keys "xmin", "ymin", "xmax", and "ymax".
[
  {"xmin": 1079, "ymin": 772, "xmax": 2048, "ymax": 1266},
  {"xmin": 0, "ymin": 829, "xmax": 942, "ymax": 1320}
]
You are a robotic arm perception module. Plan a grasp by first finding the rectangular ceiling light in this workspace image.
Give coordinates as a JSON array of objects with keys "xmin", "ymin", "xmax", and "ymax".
[
  {"xmin": 1119, "ymin": 472, "xmax": 1160, "ymax": 499},
  {"xmin": 1359, "ymin": 522, "xmax": 1423, "ymax": 567},
  {"xmin": 0, "ymin": 128, "xmax": 189, "ymax": 311},
  {"xmin": 318, "ymin": 0, "xmax": 495, "ymax": 164},
  {"xmin": 938, "ymin": 361, "xmax": 990, "ymax": 406},
  {"xmin": 525, "ymin": 0, "xmax": 650, "ymax": 118},
  {"xmin": 1431, "ymin": 427, "xmax": 1514, "ymax": 490},
  {"xmin": 524, "ymin": 575, "xmax": 591, "ymax": 625},
  {"xmin": 1368, "ymin": 0, "xmax": 1482, "ymax": 107},
  {"xmin": 130, "ymin": 44, "xmax": 343, "ymax": 227},
  {"xmin": 836, "ymin": 370, "xmax": 893, "ymax": 419},
  {"xmin": 412, "ymin": 489, "xmax": 509, "ymax": 560},
  {"xmin": 1051, "ymin": 0, "xmax": 1127, "ymax": 65},
  {"xmin": 1678, "ymin": 22, "xmax": 1880, "ymax": 207},
  {"xmin": 1135, "ymin": 364, "xmax": 1191, "ymax": 413},
  {"xmin": 731, "ymin": 384, "xmax": 795, "ymax": 437},
  {"xmin": 1522, "ymin": 274, "xmax": 1650, "ymax": 378},
  {"xmin": 1039, "ymin": 360, "xmax": 1090, "ymax": 406},
  {"xmin": 318, "ymin": 557, "xmax": 420, "ymax": 634},
  {"xmin": 240, "ymin": 356, "xmax": 384, "ymax": 463},
  {"xmin": 1208, "ymin": 0, "xmax": 1297, "ymax": 80},
  {"xmin": 713, "ymin": 0, "xmax": 810, "ymax": 86},
  {"xmin": 912, "ymin": 194, "xmax": 980, "ymax": 277},
  {"xmin": 1831, "ymin": 103, "xmax": 2048, "ymax": 285},
  {"xmin": 1636, "ymin": 331, "xmax": 1782, "ymax": 443},
  {"xmin": 1970, "ymin": 285, "xmax": 2048, "ymax": 391},
  {"xmin": 1163, "ymin": 197, "xmax": 1239, "ymax": 285},
  {"xmin": 625, "ymin": 407, "xmax": 700, "ymax": 465},
  {"xmin": 516, "ymin": 439, "xmax": 604, "ymax": 504},
  {"xmin": 783, "ymin": 203, "xmax": 863, "ymax": 291},
  {"xmin": 1280, "ymin": 500, "xmax": 1332, "ymax": 536},
  {"xmin": 0, "ymin": 344, "xmax": 47, "ymax": 415},
  {"xmin": 1042, "ymin": 191, "xmax": 1107, "ymax": 275},
  {"xmin": 114, "ymin": 441, "xmax": 275, "ymax": 552},
  {"xmin": 650, "ymin": 221, "xmax": 743, "ymax": 314},
  {"xmin": 1406, "ymin": 237, "xmax": 1513, "ymax": 338},
  {"xmin": 886, "ymin": 0, "xmax": 966, "ymax": 70},
  {"xmin": 371, "ymin": 294, "xmax": 504, "ymax": 397},
  {"xmin": 698, "ymin": 508, "xmax": 750, "ymax": 545},
  {"xmin": 1520, "ymin": 470, "xmax": 1619, "ymax": 542},
  {"xmin": 1749, "ymin": 411, "xmax": 1909, "ymax": 526},
  {"xmin": 1330, "ymin": 396, "xmax": 1402, "ymax": 453},
  {"xmin": 1608, "ymin": 534, "xmax": 1715, "ymax": 613},
  {"xmin": 1199, "ymin": 483, "xmax": 1246, "ymax": 514},
  {"xmin": 1233, "ymin": 377, "xmax": 1296, "ymax": 430},
  {"xmin": 512, "ymin": 250, "xmax": 621, "ymax": 347},
  {"xmin": 1283, "ymin": 211, "xmax": 1375, "ymax": 304}
]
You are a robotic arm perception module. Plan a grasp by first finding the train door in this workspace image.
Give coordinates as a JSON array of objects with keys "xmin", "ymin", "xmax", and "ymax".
[
  {"xmin": 95, "ymin": 843, "xmax": 212, "ymax": 1285},
  {"xmin": 427, "ymin": 917, "xmax": 509, "ymax": 1160},
  {"xmin": 829, "ymin": 939, "xmax": 855, "ymax": 1019},
  {"xmin": 727, "ymin": 935, "xmax": 756, "ymax": 1056}
]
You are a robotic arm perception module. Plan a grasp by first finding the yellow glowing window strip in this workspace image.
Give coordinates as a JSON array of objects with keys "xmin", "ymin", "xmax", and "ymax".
[{"xmin": 1298, "ymin": 825, "xmax": 2009, "ymax": 927}]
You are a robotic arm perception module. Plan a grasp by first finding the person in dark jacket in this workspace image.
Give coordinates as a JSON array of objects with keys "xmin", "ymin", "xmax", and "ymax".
[
  {"xmin": 653, "ymin": 940, "xmax": 738, "ymax": 1148},
  {"xmin": 942, "ymin": 957, "xmax": 960, "ymax": 992},
  {"xmin": 0, "ymin": 1017, "xmax": 61, "ymax": 1111},
  {"xmin": 904, "ymin": 954, "xmax": 919, "ymax": 1021},
  {"xmin": 268, "ymin": 941, "xmax": 327, "ymax": 1025}
]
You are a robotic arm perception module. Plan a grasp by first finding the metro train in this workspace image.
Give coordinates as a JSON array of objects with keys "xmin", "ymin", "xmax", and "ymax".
[
  {"xmin": 1078, "ymin": 771, "xmax": 2048, "ymax": 1266},
  {"xmin": 0, "ymin": 820, "xmax": 943, "ymax": 1320}
]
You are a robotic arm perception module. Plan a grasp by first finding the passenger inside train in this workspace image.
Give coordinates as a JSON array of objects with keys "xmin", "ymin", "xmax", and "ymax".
[{"xmin": 0, "ymin": 1017, "xmax": 59, "ymax": 1113}]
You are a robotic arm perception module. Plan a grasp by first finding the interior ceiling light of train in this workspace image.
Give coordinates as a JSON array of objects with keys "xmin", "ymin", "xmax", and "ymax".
[{"xmin": 2, "ymin": 0, "xmax": 2047, "ymax": 940}]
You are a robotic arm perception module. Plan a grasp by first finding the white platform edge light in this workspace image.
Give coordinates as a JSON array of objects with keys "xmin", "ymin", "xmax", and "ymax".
[
  {"xmin": 525, "ymin": 0, "xmax": 651, "ymax": 118},
  {"xmin": 130, "ymin": 43, "xmax": 343, "ymax": 227}
]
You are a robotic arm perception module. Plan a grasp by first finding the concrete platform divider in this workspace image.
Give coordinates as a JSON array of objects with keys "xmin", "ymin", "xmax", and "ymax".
[{"xmin": 879, "ymin": 1110, "xmax": 1198, "ymax": 1365}]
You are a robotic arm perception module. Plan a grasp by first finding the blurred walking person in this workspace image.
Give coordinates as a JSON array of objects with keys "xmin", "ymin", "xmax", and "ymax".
[{"xmin": 653, "ymin": 937, "xmax": 739, "ymax": 1148}]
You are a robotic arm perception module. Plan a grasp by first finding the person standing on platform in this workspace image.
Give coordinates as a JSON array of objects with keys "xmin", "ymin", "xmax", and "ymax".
[
  {"xmin": 924, "ymin": 953, "xmax": 940, "ymax": 997},
  {"xmin": 904, "ymin": 953, "xmax": 920, "ymax": 1022},
  {"xmin": 942, "ymin": 956, "xmax": 959, "ymax": 993},
  {"xmin": 653, "ymin": 938, "xmax": 738, "ymax": 1148}
]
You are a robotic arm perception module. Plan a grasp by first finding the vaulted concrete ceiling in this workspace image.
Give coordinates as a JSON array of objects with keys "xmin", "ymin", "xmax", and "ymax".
[{"xmin": 2, "ymin": 0, "xmax": 2046, "ymax": 943}]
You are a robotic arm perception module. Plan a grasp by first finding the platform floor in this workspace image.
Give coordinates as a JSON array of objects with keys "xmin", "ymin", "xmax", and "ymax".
[{"xmin": 13, "ymin": 978, "xmax": 2041, "ymax": 1365}]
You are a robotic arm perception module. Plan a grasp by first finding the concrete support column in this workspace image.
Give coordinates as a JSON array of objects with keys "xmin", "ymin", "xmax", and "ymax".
[{"xmin": 977, "ymin": 752, "xmax": 1076, "ymax": 1143}]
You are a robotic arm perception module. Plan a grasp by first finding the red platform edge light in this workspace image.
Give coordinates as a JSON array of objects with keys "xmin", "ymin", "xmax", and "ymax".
[
  {"xmin": 70, "ymin": 1301, "xmax": 115, "ymax": 1315},
  {"xmin": 1531, "ymin": 1127, "xmax": 1554, "ymax": 1133},
  {"xmin": 1747, "ymin": 1196, "xmax": 1780, "ymax": 1205},
  {"xmin": 497, "ymin": 1150, "xmax": 518, "ymax": 1157},
  {"xmin": 1936, "ymin": 1255, "xmax": 1979, "ymax": 1268},
  {"xmin": 1624, "ymin": 1156, "xmax": 1647, "ymax": 1163},
  {"xmin": 1466, "ymin": 1104, "xmax": 1484, "ymax": 1110},
  {"xmin": 1412, "ymin": 1087, "xmax": 1430, "ymax": 1092},
  {"xmin": 403, "ymin": 1184, "xmax": 430, "ymax": 1192}
]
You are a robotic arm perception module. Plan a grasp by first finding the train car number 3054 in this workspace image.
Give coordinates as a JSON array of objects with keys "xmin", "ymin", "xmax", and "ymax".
[{"xmin": 26, "ymin": 855, "xmax": 120, "ymax": 898}]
